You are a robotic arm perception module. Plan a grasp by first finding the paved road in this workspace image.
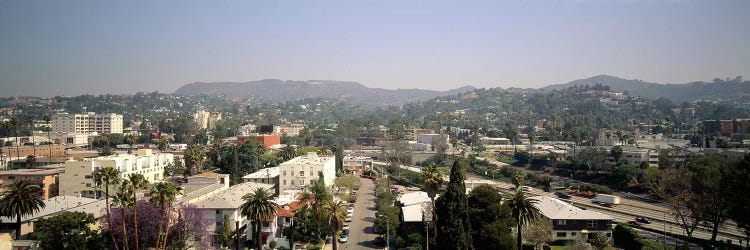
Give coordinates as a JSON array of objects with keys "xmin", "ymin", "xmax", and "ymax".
[{"xmin": 341, "ymin": 178, "xmax": 381, "ymax": 250}]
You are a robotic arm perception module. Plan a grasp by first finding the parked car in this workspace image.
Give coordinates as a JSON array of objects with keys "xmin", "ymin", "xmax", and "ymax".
[
  {"xmin": 343, "ymin": 223, "xmax": 350, "ymax": 231},
  {"xmin": 519, "ymin": 186, "xmax": 532, "ymax": 192},
  {"xmin": 361, "ymin": 174, "xmax": 377, "ymax": 180},
  {"xmin": 345, "ymin": 215, "xmax": 352, "ymax": 222},
  {"xmin": 347, "ymin": 207, "xmax": 354, "ymax": 214},
  {"xmin": 635, "ymin": 217, "xmax": 651, "ymax": 224},
  {"xmin": 339, "ymin": 231, "xmax": 349, "ymax": 243}
]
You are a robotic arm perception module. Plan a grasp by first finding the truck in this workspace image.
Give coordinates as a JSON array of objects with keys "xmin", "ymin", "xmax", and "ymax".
[{"xmin": 592, "ymin": 194, "xmax": 621, "ymax": 205}]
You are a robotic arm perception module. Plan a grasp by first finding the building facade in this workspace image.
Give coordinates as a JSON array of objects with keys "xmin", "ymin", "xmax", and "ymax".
[
  {"xmin": 58, "ymin": 149, "xmax": 173, "ymax": 198},
  {"xmin": 0, "ymin": 165, "xmax": 65, "ymax": 199},
  {"xmin": 533, "ymin": 196, "xmax": 613, "ymax": 242},
  {"xmin": 278, "ymin": 152, "xmax": 335, "ymax": 191},
  {"xmin": 52, "ymin": 113, "xmax": 123, "ymax": 134},
  {"xmin": 193, "ymin": 110, "xmax": 222, "ymax": 130}
]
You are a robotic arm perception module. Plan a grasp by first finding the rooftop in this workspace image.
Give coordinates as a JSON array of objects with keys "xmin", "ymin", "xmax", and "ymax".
[
  {"xmin": 242, "ymin": 167, "xmax": 280, "ymax": 179},
  {"xmin": 0, "ymin": 196, "xmax": 98, "ymax": 222},
  {"xmin": 402, "ymin": 202, "xmax": 432, "ymax": 223},
  {"xmin": 280, "ymin": 152, "xmax": 333, "ymax": 166},
  {"xmin": 532, "ymin": 196, "xmax": 613, "ymax": 221},
  {"xmin": 193, "ymin": 182, "xmax": 274, "ymax": 209},
  {"xmin": 398, "ymin": 191, "xmax": 432, "ymax": 207},
  {"xmin": 0, "ymin": 165, "xmax": 65, "ymax": 176}
]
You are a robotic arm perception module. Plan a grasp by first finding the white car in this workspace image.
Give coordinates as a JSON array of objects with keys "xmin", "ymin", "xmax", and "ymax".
[
  {"xmin": 339, "ymin": 230, "xmax": 349, "ymax": 243},
  {"xmin": 519, "ymin": 186, "xmax": 532, "ymax": 192},
  {"xmin": 347, "ymin": 207, "xmax": 354, "ymax": 214},
  {"xmin": 345, "ymin": 215, "xmax": 352, "ymax": 222},
  {"xmin": 343, "ymin": 223, "xmax": 350, "ymax": 231}
]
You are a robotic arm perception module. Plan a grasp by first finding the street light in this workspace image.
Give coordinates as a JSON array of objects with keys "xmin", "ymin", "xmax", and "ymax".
[{"xmin": 379, "ymin": 214, "xmax": 390, "ymax": 250}]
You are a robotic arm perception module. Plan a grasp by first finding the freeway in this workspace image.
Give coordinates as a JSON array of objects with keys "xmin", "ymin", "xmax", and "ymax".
[{"xmin": 387, "ymin": 159, "xmax": 746, "ymax": 246}]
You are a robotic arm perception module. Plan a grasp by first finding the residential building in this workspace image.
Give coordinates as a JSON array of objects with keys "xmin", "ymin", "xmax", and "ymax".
[
  {"xmin": 222, "ymin": 134, "xmax": 281, "ymax": 149},
  {"xmin": 242, "ymin": 167, "xmax": 280, "ymax": 195},
  {"xmin": 191, "ymin": 181, "xmax": 274, "ymax": 247},
  {"xmin": 532, "ymin": 196, "xmax": 613, "ymax": 242},
  {"xmin": 620, "ymin": 146, "xmax": 659, "ymax": 167},
  {"xmin": 278, "ymin": 152, "xmax": 335, "ymax": 191},
  {"xmin": 0, "ymin": 165, "xmax": 65, "ymax": 199},
  {"xmin": 179, "ymin": 172, "xmax": 231, "ymax": 204},
  {"xmin": 0, "ymin": 196, "xmax": 100, "ymax": 238},
  {"xmin": 52, "ymin": 112, "xmax": 123, "ymax": 134},
  {"xmin": 404, "ymin": 129, "xmax": 435, "ymax": 141},
  {"xmin": 273, "ymin": 125, "xmax": 304, "ymax": 137},
  {"xmin": 58, "ymin": 149, "xmax": 173, "ymax": 198},
  {"xmin": 397, "ymin": 191, "xmax": 434, "ymax": 235},
  {"xmin": 342, "ymin": 156, "xmax": 373, "ymax": 175},
  {"xmin": 355, "ymin": 137, "xmax": 385, "ymax": 147},
  {"xmin": 193, "ymin": 110, "xmax": 222, "ymax": 130},
  {"xmin": 416, "ymin": 134, "xmax": 448, "ymax": 145},
  {"xmin": 0, "ymin": 145, "xmax": 65, "ymax": 158}
]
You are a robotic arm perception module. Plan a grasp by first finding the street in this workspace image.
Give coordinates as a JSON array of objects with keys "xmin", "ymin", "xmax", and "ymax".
[{"xmin": 340, "ymin": 178, "xmax": 381, "ymax": 249}]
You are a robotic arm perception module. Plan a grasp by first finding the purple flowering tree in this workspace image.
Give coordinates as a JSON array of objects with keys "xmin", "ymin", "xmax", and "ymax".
[{"xmin": 106, "ymin": 201, "xmax": 210, "ymax": 249}]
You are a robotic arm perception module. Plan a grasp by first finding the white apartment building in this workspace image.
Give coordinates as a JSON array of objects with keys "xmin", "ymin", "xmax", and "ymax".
[
  {"xmin": 59, "ymin": 149, "xmax": 173, "ymax": 198},
  {"xmin": 52, "ymin": 112, "xmax": 124, "ymax": 134},
  {"xmin": 278, "ymin": 152, "xmax": 335, "ymax": 191},
  {"xmin": 193, "ymin": 110, "xmax": 222, "ymax": 129}
]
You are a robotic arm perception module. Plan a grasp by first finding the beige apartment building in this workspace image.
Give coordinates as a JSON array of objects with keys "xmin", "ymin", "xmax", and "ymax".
[
  {"xmin": 193, "ymin": 110, "xmax": 222, "ymax": 129},
  {"xmin": 59, "ymin": 149, "xmax": 173, "ymax": 198},
  {"xmin": 0, "ymin": 165, "xmax": 65, "ymax": 199},
  {"xmin": 278, "ymin": 152, "xmax": 335, "ymax": 191},
  {"xmin": 52, "ymin": 112, "xmax": 124, "ymax": 134}
]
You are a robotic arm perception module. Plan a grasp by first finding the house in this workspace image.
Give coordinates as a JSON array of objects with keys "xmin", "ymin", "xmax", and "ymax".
[
  {"xmin": 532, "ymin": 196, "xmax": 614, "ymax": 242},
  {"xmin": 397, "ymin": 191, "xmax": 434, "ymax": 235},
  {"xmin": 58, "ymin": 149, "xmax": 173, "ymax": 198},
  {"xmin": 191, "ymin": 181, "xmax": 275, "ymax": 247},
  {"xmin": 278, "ymin": 152, "xmax": 335, "ymax": 191}
]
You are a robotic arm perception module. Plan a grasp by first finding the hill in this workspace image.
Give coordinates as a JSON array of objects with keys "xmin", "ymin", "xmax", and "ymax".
[
  {"xmin": 174, "ymin": 79, "xmax": 475, "ymax": 107},
  {"xmin": 542, "ymin": 75, "xmax": 749, "ymax": 102}
]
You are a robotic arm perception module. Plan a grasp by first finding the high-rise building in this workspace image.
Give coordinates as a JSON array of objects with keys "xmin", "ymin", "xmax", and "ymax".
[
  {"xmin": 193, "ymin": 110, "xmax": 222, "ymax": 129},
  {"xmin": 278, "ymin": 152, "xmax": 335, "ymax": 191},
  {"xmin": 52, "ymin": 112, "xmax": 123, "ymax": 134}
]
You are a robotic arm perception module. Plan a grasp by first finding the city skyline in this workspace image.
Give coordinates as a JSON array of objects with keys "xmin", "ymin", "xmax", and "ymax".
[{"xmin": 1, "ymin": 0, "xmax": 749, "ymax": 97}]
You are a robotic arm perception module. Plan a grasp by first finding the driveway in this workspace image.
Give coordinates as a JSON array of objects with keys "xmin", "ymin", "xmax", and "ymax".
[{"xmin": 339, "ymin": 178, "xmax": 381, "ymax": 249}]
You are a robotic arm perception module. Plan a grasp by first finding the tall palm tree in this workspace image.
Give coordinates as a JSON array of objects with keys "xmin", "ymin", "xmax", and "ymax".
[
  {"xmin": 149, "ymin": 182, "xmax": 181, "ymax": 250},
  {"xmin": 323, "ymin": 200, "xmax": 347, "ymax": 250},
  {"xmin": 505, "ymin": 189, "xmax": 541, "ymax": 250},
  {"xmin": 9, "ymin": 117, "xmax": 20, "ymax": 162},
  {"xmin": 0, "ymin": 181, "xmax": 46, "ymax": 239},
  {"xmin": 112, "ymin": 180, "xmax": 134, "ymax": 250},
  {"xmin": 240, "ymin": 187, "xmax": 278, "ymax": 250},
  {"xmin": 43, "ymin": 116, "xmax": 52, "ymax": 158},
  {"xmin": 420, "ymin": 165, "xmax": 443, "ymax": 238},
  {"xmin": 25, "ymin": 116, "xmax": 36, "ymax": 167},
  {"xmin": 127, "ymin": 174, "xmax": 149, "ymax": 250},
  {"xmin": 278, "ymin": 145, "xmax": 298, "ymax": 161},
  {"xmin": 125, "ymin": 134, "xmax": 136, "ymax": 154},
  {"xmin": 95, "ymin": 166, "xmax": 122, "ymax": 250}
]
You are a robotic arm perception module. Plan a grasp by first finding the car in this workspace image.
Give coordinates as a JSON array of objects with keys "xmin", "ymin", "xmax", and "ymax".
[
  {"xmin": 635, "ymin": 217, "xmax": 651, "ymax": 224},
  {"xmin": 628, "ymin": 221, "xmax": 644, "ymax": 227},
  {"xmin": 347, "ymin": 207, "xmax": 354, "ymax": 214},
  {"xmin": 555, "ymin": 192, "xmax": 572, "ymax": 199},
  {"xmin": 601, "ymin": 203, "xmax": 614, "ymax": 208},
  {"xmin": 345, "ymin": 216, "xmax": 352, "ymax": 222},
  {"xmin": 343, "ymin": 223, "xmax": 350, "ymax": 231},
  {"xmin": 339, "ymin": 233, "xmax": 349, "ymax": 243},
  {"xmin": 350, "ymin": 196, "xmax": 357, "ymax": 203},
  {"xmin": 374, "ymin": 236, "xmax": 386, "ymax": 246},
  {"xmin": 360, "ymin": 174, "xmax": 377, "ymax": 180},
  {"xmin": 519, "ymin": 186, "xmax": 532, "ymax": 192}
]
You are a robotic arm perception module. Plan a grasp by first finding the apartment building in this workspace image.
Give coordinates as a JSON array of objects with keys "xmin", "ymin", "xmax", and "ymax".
[
  {"xmin": 193, "ymin": 110, "xmax": 222, "ymax": 129},
  {"xmin": 278, "ymin": 152, "xmax": 335, "ymax": 191},
  {"xmin": 242, "ymin": 167, "xmax": 280, "ymax": 195},
  {"xmin": 533, "ymin": 196, "xmax": 614, "ymax": 242},
  {"xmin": 52, "ymin": 112, "xmax": 123, "ymax": 134},
  {"xmin": 58, "ymin": 149, "xmax": 173, "ymax": 198},
  {"xmin": 0, "ymin": 165, "xmax": 65, "ymax": 199}
]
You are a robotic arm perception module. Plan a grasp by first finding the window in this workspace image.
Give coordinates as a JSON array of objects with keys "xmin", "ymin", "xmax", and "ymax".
[
  {"xmin": 283, "ymin": 180, "xmax": 287, "ymax": 185},
  {"xmin": 299, "ymin": 171, "xmax": 305, "ymax": 177},
  {"xmin": 310, "ymin": 171, "xmax": 314, "ymax": 177},
  {"xmin": 605, "ymin": 220, "xmax": 612, "ymax": 225},
  {"xmin": 587, "ymin": 220, "xmax": 598, "ymax": 228},
  {"xmin": 556, "ymin": 232, "xmax": 567, "ymax": 237},
  {"xmin": 86, "ymin": 183, "xmax": 91, "ymax": 187},
  {"xmin": 216, "ymin": 210, "xmax": 221, "ymax": 215},
  {"xmin": 291, "ymin": 180, "xmax": 295, "ymax": 185},
  {"xmin": 283, "ymin": 171, "xmax": 286, "ymax": 176},
  {"xmin": 606, "ymin": 233, "xmax": 612, "ymax": 237},
  {"xmin": 310, "ymin": 180, "xmax": 314, "ymax": 185},
  {"xmin": 571, "ymin": 232, "xmax": 577, "ymax": 237},
  {"xmin": 556, "ymin": 220, "xmax": 567, "ymax": 225}
]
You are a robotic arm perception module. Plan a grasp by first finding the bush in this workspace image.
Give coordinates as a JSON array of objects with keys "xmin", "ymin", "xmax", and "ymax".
[{"xmin": 613, "ymin": 224, "xmax": 642, "ymax": 250}]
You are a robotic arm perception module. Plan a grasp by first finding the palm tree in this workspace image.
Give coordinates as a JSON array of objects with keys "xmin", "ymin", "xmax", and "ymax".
[
  {"xmin": 149, "ymin": 182, "xmax": 181, "ymax": 250},
  {"xmin": 127, "ymin": 174, "xmax": 149, "ymax": 250},
  {"xmin": 300, "ymin": 176, "xmax": 331, "ymax": 242},
  {"xmin": 278, "ymin": 145, "xmax": 297, "ymax": 161},
  {"xmin": 156, "ymin": 135, "xmax": 170, "ymax": 152},
  {"xmin": 95, "ymin": 166, "xmax": 122, "ymax": 250},
  {"xmin": 420, "ymin": 165, "xmax": 443, "ymax": 237},
  {"xmin": 25, "ymin": 116, "xmax": 36, "ymax": 167},
  {"xmin": 43, "ymin": 116, "xmax": 52, "ymax": 158},
  {"xmin": 112, "ymin": 181, "xmax": 134, "ymax": 250},
  {"xmin": 323, "ymin": 200, "xmax": 347, "ymax": 250},
  {"xmin": 0, "ymin": 181, "xmax": 46, "ymax": 239},
  {"xmin": 9, "ymin": 117, "xmax": 20, "ymax": 161},
  {"xmin": 183, "ymin": 144, "xmax": 205, "ymax": 177},
  {"xmin": 505, "ymin": 189, "xmax": 541, "ymax": 250},
  {"xmin": 240, "ymin": 187, "xmax": 278, "ymax": 250},
  {"xmin": 125, "ymin": 134, "xmax": 136, "ymax": 154}
]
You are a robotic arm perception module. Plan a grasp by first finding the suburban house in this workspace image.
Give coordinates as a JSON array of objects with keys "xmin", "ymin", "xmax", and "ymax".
[{"xmin": 532, "ymin": 196, "xmax": 614, "ymax": 242}]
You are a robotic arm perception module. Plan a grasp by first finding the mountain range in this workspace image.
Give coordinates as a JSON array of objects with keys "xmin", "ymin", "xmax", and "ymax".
[
  {"xmin": 175, "ymin": 75, "xmax": 749, "ymax": 106},
  {"xmin": 174, "ymin": 79, "xmax": 476, "ymax": 107}
]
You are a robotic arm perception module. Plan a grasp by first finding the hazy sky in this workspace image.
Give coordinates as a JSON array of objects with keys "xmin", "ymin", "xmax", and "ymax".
[{"xmin": 1, "ymin": 0, "xmax": 749, "ymax": 97}]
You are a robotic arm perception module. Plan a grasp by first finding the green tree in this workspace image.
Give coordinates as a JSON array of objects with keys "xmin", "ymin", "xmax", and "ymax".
[
  {"xmin": 240, "ymin": 187, "xmax": 278, "ymax": 250},
  {"xmin": 112, "ymin": 180, "xmax": 134, "ymax": 250},
  {"xmin": 420, "ymin": 165, "xmax": 444, "ymax": 238},
  {"xmin": 523, "ymin": 217, "xmax": 553, "ymax": 249},
  {"xmin": 127, "ymin": 174, "xmax": 150, "ymax": 250},
  {"xmin": 435, "ymin": 160, "xmax": 472, "ymax": 250},
  {"xmin": 728, "ymin": 154, "xmax": 750, "ymax": 248},
  {"xmin": 43, "ymin": 115, "xmax": 53, "ymax": 158},
  {"xmin": 513, "ymin": 151, "xmax": 531, "ymax": 166},
  {"xmin": 218, "ymin": 215, "xmax": 233, "ymax": 247},
  {"xmin": 94, "ymin": 166, "xmax": 122, "ymax": 250},
  {"xmin": 125, "ymin": 134, "xmax": 137, "ymax": 154},
  {"xmin": 612, "ymin": 224, "xmax": 643, "ymax": 250},
  {"xmin": 0, "ymin": 180, "xmax": 46, "ymax": 239},
  {"xmin": 467, "ymin": 184, "xmax": 514, "ymax": 250},
  {"xmin": 183, "ymin": 144, "xmax": 205, "ymax": 177},
  {"xmin": 334, "ymin": 145, "xmax": 343, "ymax": 173},
  {"xmin": 156, "ymin": 135, "xmax": 170, "ymax": 152},
  {"xmin": 688, "ymin": 154, "xmax": 731, "ymax": 242},
  {"xmin": 505, "ymin": 188, "xmax": 541, "ymax": 250},
  {"xmin": 278, "ymin": 145, "xmax": 298, "ymax": 161},
  {"xmin": 587, "ymin": 232, "xmax": 609, "ymax": 250},
  {"xmin": 323, "ymin": 200, "xmax": 347, "ymax": 250},
  {"xmin": 610, "ymin": 163, "xmax": 638, "ymax": 189},
  {"xmin": 33, "ymin": 211, "xmax": 107, "ymax": 250},
  {"xmin": 610, "ymin": 145, "xmax": 623, "ymax": 163},
  {"xmin": 149, "ymin": 182, "xmax": 181, "ymax": 250}
]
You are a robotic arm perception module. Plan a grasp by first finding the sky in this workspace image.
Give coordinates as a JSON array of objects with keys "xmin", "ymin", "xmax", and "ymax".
[{"xmin": 1, "ymin": 0, "xmax": 749, "ymax": 97}]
